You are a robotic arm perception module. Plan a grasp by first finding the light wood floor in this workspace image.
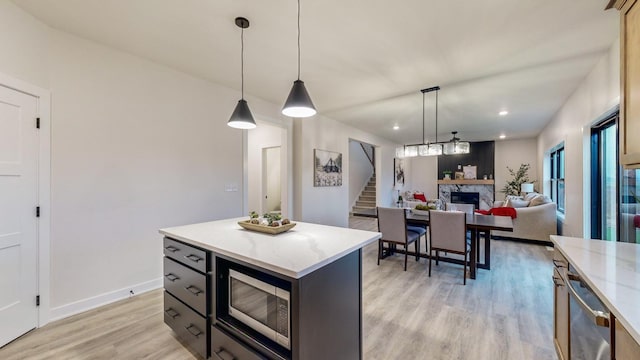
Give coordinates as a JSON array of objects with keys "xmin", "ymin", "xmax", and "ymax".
[{"xmin": 1, "ymin": 217, "xmax": 556, "ymax": 360}]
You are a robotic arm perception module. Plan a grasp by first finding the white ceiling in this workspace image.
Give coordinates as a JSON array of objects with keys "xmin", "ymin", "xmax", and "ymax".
[{"xmin": 12, "ymin": 0, "xmax": 619, "ymax": 144}]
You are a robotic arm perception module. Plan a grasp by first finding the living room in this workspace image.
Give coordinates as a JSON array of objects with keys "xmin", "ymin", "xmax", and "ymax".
[{"xmin": 1, "ymin": 1, "xmax": 638, "ymax": 359}]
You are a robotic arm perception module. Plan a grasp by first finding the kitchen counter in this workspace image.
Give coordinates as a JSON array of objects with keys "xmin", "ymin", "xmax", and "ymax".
[
  {"xmin": 551, "ymin": 235, "xmax": 640, "ymax": 344},
  {"xmin": 159, "ymin": 217, "xmax": 381, "ymax": 279}
]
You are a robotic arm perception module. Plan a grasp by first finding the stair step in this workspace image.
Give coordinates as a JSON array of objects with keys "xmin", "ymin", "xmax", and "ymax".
[
  {"xmin": 361, "ymin": 191, "xmax": 376, "ymax": 197},
  {"xmin": 353, "ymin": 205, "xmax": 376, "ymax": 211},
  {"xmin": 365, "ymin": 186, "xmax": 376, "ymax": 192},
  {"xmin": 359, "ymin": 195, "xmax": 376, "ymax": 202},
  {"xmin": 356, "ymin": 201, "xmax": 376, "ymax": 207}
]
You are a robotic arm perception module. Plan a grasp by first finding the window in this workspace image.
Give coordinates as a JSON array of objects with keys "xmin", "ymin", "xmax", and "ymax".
[
  {"xmin": 550, "ymin": 144, "xmax": 565, "ymax": 213},
  {"xmin": 591, "ymin": 117, "xmax": 617, "ymax": 240}
]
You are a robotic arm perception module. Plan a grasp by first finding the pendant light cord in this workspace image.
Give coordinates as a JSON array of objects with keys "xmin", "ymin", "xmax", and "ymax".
[
  {"xmin": 435, "ymin": 90, "xmax": 438, "ymax": 143},
  {"xmin": 241, "ymin": 26, "xmax": 245, "ymax": 99},
  {"xmin": 297, "ymin": 0, "xmax": 301, "ymax": 80},
  {"xmin": 422, "ymin": 91, "xmax": 425, "ymax": 144}
]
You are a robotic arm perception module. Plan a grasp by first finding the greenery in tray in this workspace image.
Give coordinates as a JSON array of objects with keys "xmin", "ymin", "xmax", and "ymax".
[
  {"xmin": 249, "ymin": 211, "xmax": 259, "ymax": 219},
  {"xmin": 415, "ymin": 204, "xmax": 436, "ymax": 211},
  {"xmin": 263, "ymin": 212, "xmax": 282, "ymax": 225}
]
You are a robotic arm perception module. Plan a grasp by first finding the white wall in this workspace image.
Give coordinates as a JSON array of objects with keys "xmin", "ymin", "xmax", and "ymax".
[
  {"xmin": 47, "ymin": 29, "xmax": 252, "ymax": 312},
  {"xmin": 0, "ymin": 1, "xmax": 49, "ymax": 89},
  {"xmin": 538, "ymin": 41, "xmax": 620, "ymax": 237},
  {"xmin": 348, "ymin": 140, "xmax": 374, "ymax": 207},
  {"xmin": 406, "ymin": 157, "xmax": 439, "ymax": 199},
  {"xmin": 494, "ymin": 138, "xmax": 538, "ymax": 199},
  {"xmin": 293, "ymin": 117, "xmax": 398, "ymax": 227}
]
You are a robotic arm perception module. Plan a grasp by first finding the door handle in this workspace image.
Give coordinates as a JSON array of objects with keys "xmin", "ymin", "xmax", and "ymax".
[
  {"xmin": 552, "ymin": 259, "xmax": 566, "ymax": 268},
  {"xmin": 185, "ymin": 285, "xmax": 203, "ymax": 296},
  {"xmin": 164, "ymin": 307, "xmax": 180, "ymax": 319},
  {"xmin": 164, "ymin": 273, "xmax": 180, "ymax": 282},
  {"xmin": 552, "ymin": 276, "xmax": 563, "ymax": 287},
  {"xmin": 184, "ymin": 324, "xmax": 203, "ymax": 338},
  {"xmin": 213, "ymin": 348, "xmax": 235, "ymax": 360},
  {"xmin": 564, "ymin": 273, "xmax": 610, "ymax": 327},
  {"xmin": 184, "ymin": 254, "xmax": 203, "ymax": 263},
  {"xmin": 165, "ymin": 245, "xmax": 180, "ymax": 253}
]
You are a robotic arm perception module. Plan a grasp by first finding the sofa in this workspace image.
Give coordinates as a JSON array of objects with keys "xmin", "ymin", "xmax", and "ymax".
[
  {"xmin": 621, "ymin": 203, "xmax": 639, "ymax": 243},
  {"xmin": 490, "ymin": 195, "xmax": 558, "ymax": 243},
  {"xmin": 403, "ymin": 191, "xmax": 442, "ymax": 210}
]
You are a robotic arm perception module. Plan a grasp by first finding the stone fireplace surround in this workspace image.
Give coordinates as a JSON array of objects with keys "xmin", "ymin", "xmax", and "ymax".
[{"xmin": 438, "ymin": 180, "xmax": 495, "ymax": 210}]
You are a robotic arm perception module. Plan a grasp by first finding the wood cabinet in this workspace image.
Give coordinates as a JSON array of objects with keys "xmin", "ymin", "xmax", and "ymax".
[
  {"xmin": 552, "ymin": 249, "xmax": 570, "ymax": 360},
  {"xmin": 163, "ymin": 237, "xmax": 211, "ymax": 359},
  {"xmin": 611, "ymin": 0, "xmax": 640, "ymax": 168},
  {"xmin": 615, "ymin": 319, "xmax": 640, "ymax": 359}
]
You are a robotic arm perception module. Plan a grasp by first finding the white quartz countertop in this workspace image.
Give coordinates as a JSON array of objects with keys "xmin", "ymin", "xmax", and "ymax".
[
  {"xmin": 551, "ymin": 235, "xmax": 640, "ymax": 344},
  {"xmin": 160, "ymin": 218, "xmax": 381, "ymax": 279}
]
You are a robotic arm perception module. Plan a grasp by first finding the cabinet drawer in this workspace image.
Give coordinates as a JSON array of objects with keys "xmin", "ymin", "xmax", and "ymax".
[
  {"xmin": 164, "ymin": 257, "xmax": 208, "ymax": 316},
  {"xmin": 164, "ymin": 291, "xmax": 208, "ymax": 359},
  {"xmin": 212, "ymin": 325, "xmax": 266, "ymax": 360},
  {"xmin": 552, "ymin": 248, "xmax": 568, "ymax": 269},
  {"xmin": 164, "ymin": 237, "xmax": 208, "ymax": 273}
]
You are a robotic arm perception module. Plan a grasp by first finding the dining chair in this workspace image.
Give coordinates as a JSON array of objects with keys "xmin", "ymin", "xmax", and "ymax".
[
  {"xmin": 377, "ymin": 207, "xmax": 421, "ymax": 271},
  {"xmin": 445, "ymin": 202, "xmax": 474, "ymax": 214},
  {"xmin": 428, "ymin": 210, "xmax": 470, "ymax": 284}
]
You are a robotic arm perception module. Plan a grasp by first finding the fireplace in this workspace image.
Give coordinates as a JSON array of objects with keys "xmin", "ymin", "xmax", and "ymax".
[{"xmin": 451, "ymin": 192, "xmax": 480, "ymax": 211}]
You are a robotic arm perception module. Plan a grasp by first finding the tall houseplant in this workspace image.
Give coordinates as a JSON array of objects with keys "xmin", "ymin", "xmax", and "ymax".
[{"xmin": 501, "ymin": 163, "xmax": 535, "ymax": 197}]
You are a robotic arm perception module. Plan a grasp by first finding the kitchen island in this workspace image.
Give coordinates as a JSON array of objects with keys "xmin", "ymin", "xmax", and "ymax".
[
  {"xmin": 551, "ymin": 235, "xmax": 640, "ymax": 359},
  {"xmin": 160, "ymin": 218, "xmax": 381, "ymax": 360}
]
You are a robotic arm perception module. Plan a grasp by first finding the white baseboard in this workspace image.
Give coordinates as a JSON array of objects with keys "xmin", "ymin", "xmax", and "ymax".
[{"xmin": 49, "ymin": 277, "xmax": 163, "ymax": 322}]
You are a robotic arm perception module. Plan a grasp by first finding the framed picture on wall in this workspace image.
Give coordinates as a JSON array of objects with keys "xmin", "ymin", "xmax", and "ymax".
[
  {"xmin": 455, "ymin": 171, "xmax": 464, "ymax": 180},
  {"xmin": 394, "ymin": 158, "xmax": 405, "ymax": 186},
  {"xmin": 463, "ymin": 165, "xmax": 477, "ymax": 179},
  {"xmin": 314, "ymin": 149, "xmax": 342, "ymax": 187}
]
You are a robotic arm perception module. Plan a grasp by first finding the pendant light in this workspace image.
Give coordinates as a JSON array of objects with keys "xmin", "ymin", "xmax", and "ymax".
[
  {"xmin": 395, "ymin": 86, "xmax": 442, "ymax": 158},
  {"xmin": 228, "ymin": 17, "xmax": 256, "ymax": 130},
  {"xmin": 443, "ymin": 131, "xmax": 471, "ymax": 154},
  {"xmin": 282, "ymin": 0, "xmax": 317, "ymax": 118}
]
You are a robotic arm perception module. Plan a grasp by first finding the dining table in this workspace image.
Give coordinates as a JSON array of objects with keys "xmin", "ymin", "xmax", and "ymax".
[{"xmin": 405, "ymin": 211, "xmax": 514, "ymax": 279}]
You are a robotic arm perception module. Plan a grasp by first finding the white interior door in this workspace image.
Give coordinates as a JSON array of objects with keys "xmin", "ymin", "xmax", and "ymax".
[
  {"xmin": 0, "ymin": 85, "xmax": 39, "ymax": 347},
  {"xmin": 262, "ymin": 146, "xmax": 281, "ymax": 213}
]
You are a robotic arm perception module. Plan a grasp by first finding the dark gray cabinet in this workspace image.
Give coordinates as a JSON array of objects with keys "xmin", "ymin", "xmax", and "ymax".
[
  {"xmin": 163, "ymin": 237, "xmax": 364, "ymax": 360},
  {"xmin": 163, "ymin": 237, "xmax": 211, "ymax": 359},
  {"xmin": 213, "ymin": 250, "xmax": 363, "ymax": 360}
]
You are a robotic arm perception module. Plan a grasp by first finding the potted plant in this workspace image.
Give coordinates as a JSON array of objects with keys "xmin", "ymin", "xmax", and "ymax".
[
  {"xmin": 443, "ymin": 170, "xmax": 452, "ymax": 180},
  {"xmin": 501, "ymin": 163, "xmax": 535, "ymax": 196}
]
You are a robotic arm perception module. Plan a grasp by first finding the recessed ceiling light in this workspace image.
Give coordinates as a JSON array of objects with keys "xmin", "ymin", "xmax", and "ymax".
[
  {"xmin": 393, "ymin": 125, "xmax": 399, "ymax": 130},
  {"xmin": 499, "ymin": 134, "xmax": 506, "ymax": 139},
  {"xmin": 499, "ymin": 110, "xmax": 509, "ymax": 116}
]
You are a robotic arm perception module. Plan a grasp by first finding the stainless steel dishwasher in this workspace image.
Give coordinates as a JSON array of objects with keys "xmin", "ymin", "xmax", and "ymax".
[{"xmin": 565, "ymin": 264, "xmax": 611, "ymax": 360}]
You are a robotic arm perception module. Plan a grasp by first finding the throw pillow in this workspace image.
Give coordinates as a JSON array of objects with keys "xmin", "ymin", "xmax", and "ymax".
[
  {"xmin": 414, "ymin": 193, "xmax": 427, "ymax": 202},
  {"xmin": 524, "ymin": 192, "xmax": 539, "ymax": 201},
  {"xmin": 504, "ymin": 198, "xmax": 530, "ymax": 208},
  {"xmin": 529, "ymin": 194, "xmax": 552, "ymax": 207}
]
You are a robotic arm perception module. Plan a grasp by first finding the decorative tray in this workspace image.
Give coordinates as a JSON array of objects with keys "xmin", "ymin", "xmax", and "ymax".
[
  {"xmin": 237, "ymin": 220, "xmax": 296, "ymax": 235},
  {"xmin": 411, "ymin": 209, "xmax": 430, "ymax": 216}
]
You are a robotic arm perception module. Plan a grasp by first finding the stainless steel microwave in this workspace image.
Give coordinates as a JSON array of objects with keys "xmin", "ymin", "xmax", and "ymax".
[{"xmin": 228, "ymin": 269, "xmax": 291, "ymax": 350}]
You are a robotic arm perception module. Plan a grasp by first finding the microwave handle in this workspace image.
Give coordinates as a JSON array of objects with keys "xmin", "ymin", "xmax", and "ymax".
[
  {"xmin": 213, "ymin": 348, "xmax": 235, "ymax": 360},
  {"xmin": 564, "ymin": 272, "xmax": 610, "ymax": 328}
]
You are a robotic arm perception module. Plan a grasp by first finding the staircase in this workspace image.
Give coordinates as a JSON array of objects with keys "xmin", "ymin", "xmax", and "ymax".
[{"xmin": 352, "ymin": 173, "xmax": 377, "ymax": 217}]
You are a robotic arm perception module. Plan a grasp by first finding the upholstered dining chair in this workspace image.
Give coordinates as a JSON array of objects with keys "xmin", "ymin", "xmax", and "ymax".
[
  {"xmin": 428, "ymin": 210, "xmax": 470, "ymax": 284},
  {"xmin": 445, "ymin": 202, "xmax": 475, "ymax": 214},
  {"xmin": 377, "ymin": 207, "xmax": 421, "ymax": 271}
]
